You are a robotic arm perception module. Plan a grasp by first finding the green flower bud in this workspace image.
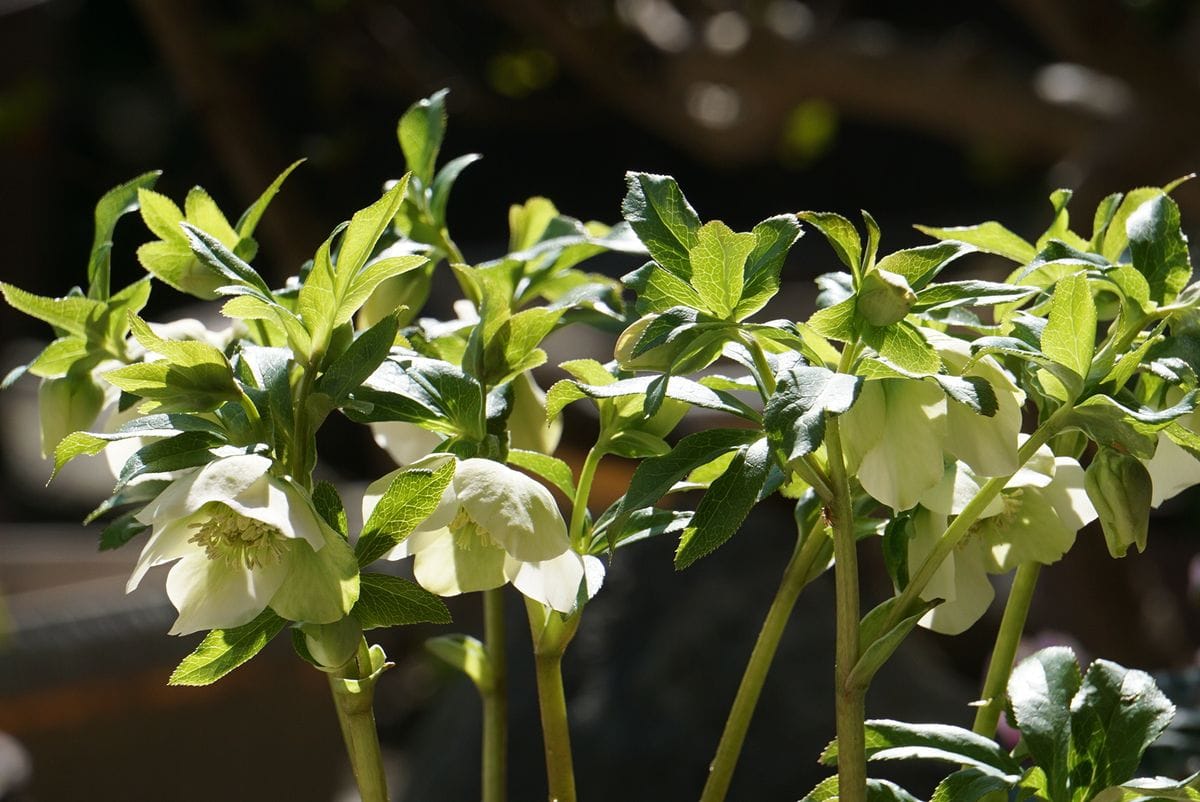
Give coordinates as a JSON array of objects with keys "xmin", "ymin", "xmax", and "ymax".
[
  {"xmin": 1085, "ymin": 446, "xmax": 1152, "ymax": 558},
  {"xmin": 302, "ymin": 617, "xmax": 363, "ymax": 669},
  {"xmin": 37, "ymin": 372, "xmax": 106, "ymax": 458},
  {"xmin": 856, "ymin": 268, "xmax": 917, "ymax": 327}
]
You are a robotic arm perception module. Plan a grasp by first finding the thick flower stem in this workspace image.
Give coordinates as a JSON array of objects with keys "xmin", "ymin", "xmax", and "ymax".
[
  {"xmin": 569, "ymin": 442, "xmax": 605, "ymax": 551},
  {"xmin": 972, "ymin": 561, "xmax": 1041, "ymax": 737},
  {"xmin": 328, "ymin": 641, "xmax": 389, "ymax": 802},
  {"xmin": 527, "ymin": 599, "xmax": 581, "ymax": 802},
  {"xmin": 825, "ymin": 415, "xmax": 867, "ymax": 802},
  {"xmin": 482, "ymin": 588, "xmax": 509, "ymax": 802},
  {"xmin": 700, "ymin": 519, "xmax": 830, "ymax": 802}
]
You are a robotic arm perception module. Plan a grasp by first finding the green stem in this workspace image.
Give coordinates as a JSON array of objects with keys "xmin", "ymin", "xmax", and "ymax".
[
  {"xmin": 570, "ymin": 441, "xmax": 605, "ymax": 551},
  {"xmin": 289, "ymin": 364, "xmax": 318, "ymax": 488},
  {"xmin": 482, "ymin": 588, "xmax": 508, "ymax": 802},
  {"xmin": 740, "ymin": 331, "xmax": 778, "ymax": 397},
  {"xmin": 328, "ymin": 640, "xmax": 389, "ymax": 802},
  {"xmin": 881, "ymin": 402, "xmax": 1074, "ymax": 634},
  {"xmin": 700, "ymin": 518, "xmax": 830, "ymax": 802},
  {"xmin": 527, "ymin": 600, "xmax": 580, "ymax": 802},
  {"xmin": 826, "ymin": 415, "xmax": 867, "ymax": 802},
  {"xmin": 973, "ymin": 562, "xmax": 1041, "ymax": 737}
]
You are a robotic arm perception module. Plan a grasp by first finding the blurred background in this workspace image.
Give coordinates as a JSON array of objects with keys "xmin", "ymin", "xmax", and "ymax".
[{"xmin": 1, "ymin": 0, "xmax": 1198, "ymax": 799}]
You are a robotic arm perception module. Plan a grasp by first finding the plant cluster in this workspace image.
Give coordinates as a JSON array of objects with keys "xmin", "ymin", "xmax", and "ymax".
[{"xmin": 6, "ymin": 90, "xmax": 1199, "ymax": 802}]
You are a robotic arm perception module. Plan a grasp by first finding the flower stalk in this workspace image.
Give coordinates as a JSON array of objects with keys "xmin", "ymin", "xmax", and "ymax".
[
  {"xmin": 972, "ymin": 561, "xmax": 1041, "ymax": 737},
  {"xmin": 699, "ymin": 516, "xmax": 830, "ymax": 802},
  {"xmin": 527, "ymin": 598, "xmax": 581, "ymax": 802},
  {"xmin": 482, "ymin": 588, "xmax": 509, "ymax": 802},
  {"xmin": 328, "ymin": 639, "xmax": 389, "ymax": 802}
]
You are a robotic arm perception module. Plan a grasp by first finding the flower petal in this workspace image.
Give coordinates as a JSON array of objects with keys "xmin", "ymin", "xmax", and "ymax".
[
  {"xmin": 412, "ymin": 532, "xmax": 507, "ymax": 596},
  {"xmin": 839, "ymin": 379, "xmax": 885, "ymax": 474},
  {"xmin": 165, "ymin": 551, "xmax": 287, "ymax": 635},
  {"xmin": 454, "ymin": 459, "xmax": 568, "ymax": 561},
  {"xmin": 1041, "ymin": 457, "xmax": 1097, "ymax": 532},
  {"xmin": 1146, "ymin": 431, "xmax": 1200, "ymax": 507},
  {"xmin": 225, "ymin": 479, "xmax": 326, "ymax": 552},
  {"xmin": 268, "ymin": 523, "xmax": 359, "ymax": 624},
  {"xmin": 382, "ymin": 525, "xmax": 447, "ymax": 561},
  {"xmin": 855, "ymin": 379, "xmax": 947, "ymax": 511},
  {"xmin": 504, "ymin": 550, "xmax": 587, "ymax": 613},
  {"xmin": 370, "ymin": 421, "xmax": 445, "ymax": 467},
  {"xmin": 979, "ymin": 487, "xmax": 1077, "ymax": 572},
  {"xmin": 910, "ymin": 507, "xmax": 995, "ymax": 635},
  {"xmin": 136, "ymin": 454, "xmax": 273, "ymax": 524},
  {"xmin": 919, "ymin": 461, "xmax": 1003, "ymax": 518},
  {"xmin": 127, "ymin": 515, "xmax": 198, "ymax": 592}
]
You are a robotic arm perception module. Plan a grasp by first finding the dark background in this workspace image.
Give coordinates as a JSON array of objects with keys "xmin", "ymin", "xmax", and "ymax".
[{"xmin": 1, "ymin": 1, "xmax": 1198, "ymax": 800}]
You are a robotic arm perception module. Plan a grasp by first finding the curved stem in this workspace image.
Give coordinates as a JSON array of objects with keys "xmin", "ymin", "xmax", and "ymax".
[
  {"xmin": 973, "ymin": 562, "xmax": 1041, "ymax": 737},
  {"xmin": 570, "ymin": 442, "xmax": 605, "ymax": 551},
  {"xmin": 328, "ymin": 640, "xmax": 388, "ymax": 802},
  {"xmin": 482, "ymin": 588, "xmax": 508, "ymax": 802},
  {"xmin": 826, "ymin": 415, "xmax": 866, "ymax": 802},
  {"xmin": 700, "ymin": 518, "xmax": 830, "ymax": 802}
]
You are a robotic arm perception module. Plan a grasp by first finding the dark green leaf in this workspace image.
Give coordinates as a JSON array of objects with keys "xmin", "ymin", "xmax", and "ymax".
[
  {"xmin": 98, "ymin": 510, "xmax": 151, "ymax": 551},
  {"xmin": 914, "ymin": 280, "xmax": 1039, "ymax": 312},
  {"xmin": 1127, "ymin": 194, "xmax": 1192, "ymax": 304},
  {"xmin": 115, "ymin": 431, "xmax": 224, "ymax": 490},
  {"xmin": 353, "ymin": 573, "xmax": 451, "ymax": 629},
  {"xmin": 930, "ymin": 769, "xmax": 1016, "ymax": 802},
  {"xmin": 588, "ymin": 507, "xmax": 691, "ymax": 555},
  {"xmin": 622, "ymin": 172, "xmax": 702, "ymax": 278},
  {"xmin": 933, "ymin": 374, "xmax": 998, "ymax": 416},
  {"xmin": 316, "ymin": 314, "xmax": 399, "ymax": 404},
  {"xmin": 1070, "ymin": 659, "xmax": 1175, "ymax": 792},
  {"xmin": 800, "ymin": 776, "xmax": 922, "ymax": 802},
  {"xmin": 181, "ymin": 223, "xmax": 274, "ymax": 298},
  {"xmin": 821, "ymin": 719, "xmax": 1021, "ymax": 777},
  {"xmin": 1008, "ymin": 646, "xmax": 1082, "ymax": 800},
  {"xmin": 735, "ymin": 214, "xmax": 802, "ymax": 318},
  {"xmin": 168, "ymin": 609, "xmax": 287, "ymax": 686},
  {"xmin": 765, "ymin": 365, "xmax": 862, "ymax": 462},
  {"xmin": 674, "ymin": 438, "xmax": 772, "ymax": 568}
]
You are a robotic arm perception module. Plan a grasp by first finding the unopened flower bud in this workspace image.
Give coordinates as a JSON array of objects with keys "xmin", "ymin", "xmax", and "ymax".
[
  {"xmin": 1085, "ymin": 446, "xmax": 1152, "ymax": 558},
  {"xmin": 856, "ymin": 268, "xmax": 917, "ymax": 327}
]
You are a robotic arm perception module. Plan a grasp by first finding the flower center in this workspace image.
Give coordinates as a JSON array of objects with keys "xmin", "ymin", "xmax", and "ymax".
[
  {"xmin": 450, "ymin": 508, "xmax": 498, "ymax": 551},
  {"xmin": 188, "ymin": 504, "xmax": 287, "ymax": 569}
]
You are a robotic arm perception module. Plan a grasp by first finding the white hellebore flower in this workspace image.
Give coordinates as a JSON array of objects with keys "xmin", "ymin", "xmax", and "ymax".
[
  {"xmin": 363, "ymin": 458, "xmax": 602, "ymax": 613},
  {"xmin": 908, "ymin": 442, "xmax": 1097, "ymax": 635},
  {"xmin": 127, "ymin": 453, "xmax": 359, "ymax": 635},
  {"xmin": 1144, "ymin": 405, "xmax": 1200, "ymax": 507},
  {"xmin": 838, "ymin": 331, "xmax": 1025, "ymax": 512}
]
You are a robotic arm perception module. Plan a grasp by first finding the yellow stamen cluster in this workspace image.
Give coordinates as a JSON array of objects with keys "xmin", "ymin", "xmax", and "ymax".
[
  {"xmin": 188, "ymin": 504, "xmax": 287, "ymax": 569},
  {"xmin": 450, "ymin": 508, "xmax": 498, "ymax": 552}
]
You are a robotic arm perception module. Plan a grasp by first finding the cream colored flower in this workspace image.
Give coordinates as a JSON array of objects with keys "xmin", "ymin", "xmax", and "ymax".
[
  {"xmin": 127, "ymin": 453, "xmax": 359, "ymax": 635},
  {"xmin": 362, "ymin": 457, "xmax": 601, "ymax": 612}
]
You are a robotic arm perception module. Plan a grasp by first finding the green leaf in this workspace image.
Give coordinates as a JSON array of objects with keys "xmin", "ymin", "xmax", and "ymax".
[
  {"xmin": 88, "ymin": 170, "xmax": 162, "ymax": 299},
  {"xmin": 114, "ymin": 431, "xmax": 224, "ymax": 490},
  {"xmin": 914, "ymin": 221, "xmax": 1035, "ymax": 264},
  {"xmin": 0, "ymin": 283, "xmax": 105, "ymax": 339},
  {"xmin": 430, "ymin": 153, "xmax": 481, "ymax": 225},
  {"xmin": 588, "ymin": 507, "xmax": 691, "ymax": 554},
  {"xmin": 481, "ymin": 306, "xmax": 563, "ymax": 386},
  {"xmin": 797, "ymin": 211, "xmax": 862, "ymax": 276},
  {"xmin": 398, "ymin": 88, "xmax": 448, "ymax": 185},
  {"xmin": 933, "ymin": 374, "xmax": 998, "ymax": 416},
  {"xmin": 315, "ymin": 314, "xmax": 399, "ymax": 405},
  {"xmin": 622, "ymin": 172, "xmax": 702, "ymax": 278},
  {"xmin": 687, "ymin": 220, "xmax": 755, "ymax": 318},
  {"xmin": 1041, "ymin": 271, "xmax": 1096, "ymax": 385},
  {"xmin": 808, "ymin": 296, "xmax": 860, "ymax": 342},
  {"xmin": 1127, "ymin": 194, "xmax": 1192, "ymax": 304},
  {"xmin": 1064, "ymin": 395, "xmax": 1161, "ymax": 458},
  {"xmin": 350, "ymin": 355, "xmax": 485, "ymax": 439},
  {"xmin": 356, "ymin": 460, "xmax": 456, "ymax": 566},
  {"xmin": 674, "ymin": 438, "xmax": 772, "ymax": 568},
  {"xmin": 425, "ymin": 634, "xmax": 493, "ymax": 693},
  {"xmin": 507, "ymin": 449, "xmax": 576, "ymax": 497},
  {"xmin": 863, "ymin": 321, "xmax": 942, "ymax": 375},
  {"xmin": 622, "ymin": 259, "xmax": 708, "ymax": 315},
  {"xmin": 168, "ymin": 609, "xmax": 287, "ymax": 686},
  {"xmin": 1100, "ymin": 187, "xmax": 1165, "ymax": 262},
  {"xmin": 312, "ymin": 481, "xmax": 348, "ymax": 537},
  {"xmin": 180, "ymin": 223, "xmax": 274, "ymax": 298},
  {"xmin": 1008, "ymin": 646, "xmax": 1082, "ymax": 801},
  {"xmin": 1070, "ymin": 659, "xmax": 1175, "ymax": 792},
  {"xmin": 735, "ymin": 214, "xmax": 803, "ymax": 319},
  {"xmin": 554, "ymin": 375, "xmax": 758, "ymax": 422},
  {"xmin": 914, "ymin": 280, "xmax": 1039, "ymax": 312},
  {"xmin": 821, "ymin": 719, "xmax": 1021, "ymax": 777},
  {"xmin": 340, "ymin": 255, "xmax": 427, "ymax": 326},
  {"xmin": 800, "ymin": 776, "xmax": 922, "ymax": 802},
  {"xmin": 848, "ymin": 599, "xmax": 938, "ymax": 690},
  {"xmin": 353, "ymin": 573, "xmax": 451, "ymax": 629},
  {"xmin": 874, "ymin": 241, "xmax": 974, "ymax": 290},
  {"xmin": 51, "ymin": 431, "xmax": 111, "ymax": 477},
  {"xmin": 337, "ymin": 176, "xmax": 411, "ymax": 283},
  {"xmin": 610, "ymin": 428, "xmax": 762, "ymax": 534},
  {"xmin": 26, "ymin": 337, "xmax": 89, "ymax": 378},
  {"xmin": 930, "ymin": 769, "xmax": 1016, "ymax": 802},
  {"xmin": 235, "ymin": 159, "xmax": 304, "ymax": 238},
  {"xmin": 98, "ymin": 510, "xmax": 151, "ymax": 552},
  {"xmin": 765, "ymin": 365, "xmax": 862, "ymax": 462}
]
